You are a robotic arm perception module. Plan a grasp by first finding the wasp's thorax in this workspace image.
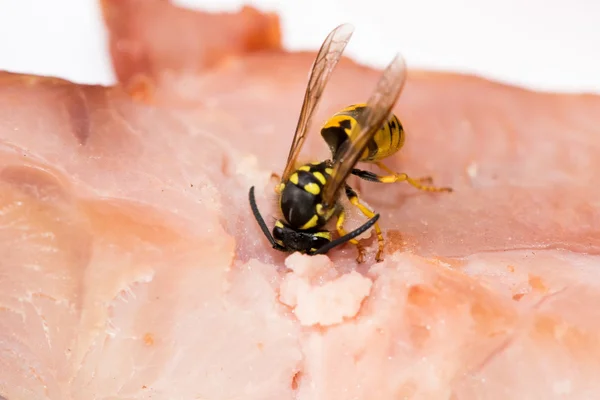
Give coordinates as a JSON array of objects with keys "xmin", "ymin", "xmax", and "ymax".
[{"xmin": 279, "ymin": 161, "xmax": 334, "ymax": 231}]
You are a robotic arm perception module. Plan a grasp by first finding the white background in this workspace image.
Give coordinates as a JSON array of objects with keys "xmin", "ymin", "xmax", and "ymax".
[{"xmin": 0, "ymin": 0, "xmax": 598, "ymax": 93}]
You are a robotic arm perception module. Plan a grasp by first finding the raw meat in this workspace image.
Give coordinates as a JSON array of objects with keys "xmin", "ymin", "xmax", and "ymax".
[{"xmin": 0, "ymin": 0, "xmax": 599, "ymax": 399}]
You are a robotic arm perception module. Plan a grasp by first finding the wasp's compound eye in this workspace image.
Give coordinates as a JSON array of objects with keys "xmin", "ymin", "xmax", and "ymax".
[{"xmin": 273, "ymin": 224, "xmax": 284, "ymax": 241}]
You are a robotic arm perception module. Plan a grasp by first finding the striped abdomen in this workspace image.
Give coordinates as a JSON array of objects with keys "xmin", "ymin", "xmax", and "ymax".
[{"xmin": 320, "ymin": 103, "xmax": 405, "ymax": 162}]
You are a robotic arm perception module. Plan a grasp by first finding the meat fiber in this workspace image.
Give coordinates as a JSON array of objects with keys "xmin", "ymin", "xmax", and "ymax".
[{"xmin": 0, "ymin": 1, "xmax": 599, "ymax": 399}]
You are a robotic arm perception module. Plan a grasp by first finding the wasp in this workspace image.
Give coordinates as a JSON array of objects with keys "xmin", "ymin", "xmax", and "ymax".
[{"xmin": 249, "ymin": 23, "xmax": 452, "ymax": 263}]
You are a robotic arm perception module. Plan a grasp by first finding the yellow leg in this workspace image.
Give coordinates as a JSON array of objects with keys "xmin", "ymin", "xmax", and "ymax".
[
  {"xmin": 336, "ymin": 209, "xmax": 366, "ymax": 263},
  {"xmin": 345, "ymin": 185, "xmax": 385, "ymax": 262},
  {"xmin": 271, "ymin": 172, "xmax": 283, "ymax": 194},
  {"xmin": 373, "ymin": 162, "xmax": 453, "ymax": 193}
]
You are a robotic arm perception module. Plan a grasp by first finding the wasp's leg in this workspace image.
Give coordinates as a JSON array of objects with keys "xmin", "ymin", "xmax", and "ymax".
[
  {"xmin": 336, "ymin": 209, "xmax": 366, "ymax": 263},
  {"xmin": 352, "ymin": 162, "xmax": 453, "ymax": 193},
  {"xmin": 270, "ymin": 172, "xmax": 284, "ymax": 194},
  {"xmin": 344, "ymin": 185, "xmax": 385, "ymax": 262}
]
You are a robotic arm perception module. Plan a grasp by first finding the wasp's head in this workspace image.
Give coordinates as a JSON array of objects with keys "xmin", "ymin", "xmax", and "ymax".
[{"xmin": 272, "ymin": 220, "xmax": 331, "ymax": 254}]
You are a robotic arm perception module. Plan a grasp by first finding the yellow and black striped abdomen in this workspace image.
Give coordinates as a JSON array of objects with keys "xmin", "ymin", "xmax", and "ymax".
[{"xmin": 320, "ymin": 103, "xmax": 405, "ymax": 162}]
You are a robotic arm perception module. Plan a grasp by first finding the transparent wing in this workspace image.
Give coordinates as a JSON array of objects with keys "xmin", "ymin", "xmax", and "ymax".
[
  {"xmin": 280, "ymin": 23, "xmax": 354, "ymax": 182},
  {"xmin": 321, "ymin": 53, "xmax": 407, "ymax": 207}
]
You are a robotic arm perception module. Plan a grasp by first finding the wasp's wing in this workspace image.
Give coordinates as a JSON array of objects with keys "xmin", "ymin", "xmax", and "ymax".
[
  {"xmin": 280, "ymin": 23, "xmax": 354, "ymax": 182},
  {"xmin": 321, "ymin": 53, "xmax": 407, "ymax": 207}
]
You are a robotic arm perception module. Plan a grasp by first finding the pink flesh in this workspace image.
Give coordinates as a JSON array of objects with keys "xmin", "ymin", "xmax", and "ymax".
[{"xmin": 1, "ymin": 1, "xmax": 600, "ymax": 399}]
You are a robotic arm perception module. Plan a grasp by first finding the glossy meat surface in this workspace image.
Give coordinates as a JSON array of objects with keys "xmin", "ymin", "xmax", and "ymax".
[{"xmin": 0, "ymin": 1, "xmax": 599, "ymax": 399}]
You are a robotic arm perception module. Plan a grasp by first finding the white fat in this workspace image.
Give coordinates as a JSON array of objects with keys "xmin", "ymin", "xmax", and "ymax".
[
  {"xmin": 553, "ymin": 380, "xmax": 572, "ymax": 395},
  {"xmin": 467, "ymin": 161, "xmax": 478, "ymax": 179},
  {"xmin": 235, "ymin": 154, "xmax": 271, "ymax": 189}
]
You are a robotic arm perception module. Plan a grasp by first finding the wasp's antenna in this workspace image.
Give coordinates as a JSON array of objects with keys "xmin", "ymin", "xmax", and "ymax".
[
  {"xmin": 249, "ymin": 186, "xmax": 279, "ymax": 248},
  {"xmin": 313, "ymin": 213, "xmax": 380, "ymax": 255}
]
